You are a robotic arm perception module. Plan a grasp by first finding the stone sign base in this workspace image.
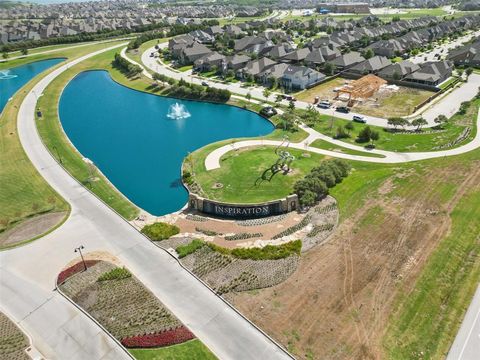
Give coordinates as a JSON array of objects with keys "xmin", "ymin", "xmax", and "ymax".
[{"xmin": 188, "ymin": 193, "xmax": 299, "ymax": 219}]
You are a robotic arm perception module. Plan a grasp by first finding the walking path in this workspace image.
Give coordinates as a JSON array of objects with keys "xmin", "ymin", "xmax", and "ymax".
[
  {"xmin": 205, "ymin": 111, "xmax": 480, "ymax": 169},
  {"xmin": 1, "ymin": 43, "xmax": 293, "ymax": 360}
]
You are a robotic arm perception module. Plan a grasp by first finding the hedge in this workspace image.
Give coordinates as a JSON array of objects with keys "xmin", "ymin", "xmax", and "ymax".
[
  {"xmin": 207, "ymin": 240, "xmax": 301, "ymax": 260},
  {"xmin": 97, "ymin": 267, "xmax": 132, "ymax": 282},
  {"xmin": 141, "ymin": 222, "xmax": 180, "ymax": 241},
  {"xmin": 176, "ymin": 239, "xmax": 205, "ymax": 258}
]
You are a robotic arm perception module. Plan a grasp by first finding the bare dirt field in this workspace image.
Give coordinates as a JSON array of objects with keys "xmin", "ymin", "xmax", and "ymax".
[{"xmin": 229, "ymin": 160, "xmax": 480, "ymax": 360}]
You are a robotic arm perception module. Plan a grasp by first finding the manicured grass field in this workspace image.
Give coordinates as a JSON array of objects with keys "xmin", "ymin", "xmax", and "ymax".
[
  {"xmin": 125, "ymin": 38, "xmax": 169, "ymax": 66},
  {"xmin": 310, "ymin": 139, "xmax": 385, "ymax": 158},
  {"xmin": 191, "ymin": 145, "xmax": 324, "ymax": 203},
  {"xmin": 129, "ymin": 339, "xmax": 217, "ymax": 360},
  {"xmin": 312, "ymin": 101, "xmax": 478, "ymax": 152}
]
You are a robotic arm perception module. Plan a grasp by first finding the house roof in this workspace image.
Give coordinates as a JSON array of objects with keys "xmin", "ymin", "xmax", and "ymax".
[
  {"xmin": 282, "ymin": 47, "xmax": 311, "ymax": 61},
  {"xmin": 405, "ymin": 60, "xmax": 452, "ymax": 82},
  {"xmin": 331, "ymin": 52, "xmax": 365, "ymax": 67},
  {"xmin": 351, "ymin": 56, "xmax": 392, "ymax": 72}
]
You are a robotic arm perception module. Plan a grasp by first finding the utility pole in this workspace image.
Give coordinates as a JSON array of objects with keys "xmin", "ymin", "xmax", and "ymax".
[{"xmin": 74, "ymin": 245, "xmax": 87, "ymax": 271}]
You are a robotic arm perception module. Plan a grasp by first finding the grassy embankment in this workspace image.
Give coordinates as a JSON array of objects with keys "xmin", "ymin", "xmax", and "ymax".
[
  {"xmin": 312, "ymin": 101, "xmax": 478, "ymax": 152},
  {"xmin": 0, "ymin": 41, "xmax": 129, "ymax": 244}
]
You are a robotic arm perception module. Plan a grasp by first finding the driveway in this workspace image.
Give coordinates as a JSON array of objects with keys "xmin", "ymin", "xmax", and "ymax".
[{"xmin": 1, "ymin": 43, "xmax": 292, "ymax": 360}]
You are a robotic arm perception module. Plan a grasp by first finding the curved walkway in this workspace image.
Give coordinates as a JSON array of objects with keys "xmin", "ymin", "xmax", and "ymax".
[
  {"xmin": 1, "ymin": 44, "xmax": 292, "ymax": 359},
  {"xmin": 205, "ymin": 111, "xmax": 480, "ymax": 169}
]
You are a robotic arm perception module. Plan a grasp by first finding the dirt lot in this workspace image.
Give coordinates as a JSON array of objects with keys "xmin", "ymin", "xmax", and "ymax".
[
  {"xmin": 229, "ymin": 161, "xmax": 480, "ymax": 359},
  {"xmin": 296, "ymin": 78, "xmax": 433, "ymax": 118}
]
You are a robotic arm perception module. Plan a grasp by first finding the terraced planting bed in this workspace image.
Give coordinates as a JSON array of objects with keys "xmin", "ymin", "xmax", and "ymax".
[
  {"xmin": 58, "ymin": 261, "xmax": 193, "ymax": 348},
  {"xmin": 0, "ymin": 313, "xmax": 30, "ymax": 360}
]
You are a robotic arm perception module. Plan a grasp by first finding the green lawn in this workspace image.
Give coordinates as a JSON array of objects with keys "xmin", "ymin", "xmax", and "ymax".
[
  {"xmin": 310, "ymin": 139, "xmax": 385, "ymax": 158},
  {"xmin": 129, "ymin": 339, "xmax": 217, "ymax": 360},
  {"xmin": 191, "ymin": 145, "xmax": 324, "ymax": 203},
  {"xmin": 312, "ymin": 102, "xmax": 478, "ymax": 152},
  {"xmin": 125, "ymin": 38, "xmax": 169, "ymax": 67}
]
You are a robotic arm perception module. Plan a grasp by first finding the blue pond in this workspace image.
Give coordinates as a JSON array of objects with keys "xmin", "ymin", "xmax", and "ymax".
[
  {"xmin": 59, "ymin": 70, "xmax": 274, "ymax": 215},
  {"xmin": 0, "ymin": 58, "xmax": 65, "ymax": 113}
]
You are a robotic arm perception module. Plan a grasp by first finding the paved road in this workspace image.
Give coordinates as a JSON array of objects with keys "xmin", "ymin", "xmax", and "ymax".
[
  {"xmin": 140, "ymin": 44, "xmax": 480, "ymax": 129},
  {"xmin": 448, "ymin": 285, "xmax": 480, "ymax": 360},
  {"xmin": 1, "ymin": 43, "xmax": 293, "ymax": 360}
]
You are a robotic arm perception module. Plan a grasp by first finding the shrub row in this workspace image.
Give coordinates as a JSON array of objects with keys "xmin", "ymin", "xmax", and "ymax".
[
  {"xmin": 207, "ymin": 240, "xmax": 302, "ymax": 260},
  {"xmin": 176, "ymin": 239, "xmax": 205, "ymax": 258},
  {"xmin": 141, "ymin": 222, "xmax": 180, "ymax": 241},
  {"xmin": 97, "ymin": 267, "xmax": 132, "ymax": 282},
  {"xmin": 112, "ymin": 53, "xmax": 142, "ymax": 76},
  {"xmin": 165, "ymin": 78, "xmax": 231, "ymax": 103},
  {"xmin": 195, "ymin": 227, "xmax": 220, "ymax": 236},
  {"xmin": 294, "ymin": 159, "xmax": 350, "ymax": 207},
  {"xmin": 272, "ymin": 215, "xmax": 312, "ymax": 240},
  {"xmin": 306, "ymin": 223, "xmax": 335, "ymax": 238},
  {"xmin": 185, "ymin": 214, "xmax": 208, "ymax": 222},
  {"xmin": 121, "ymin": 326, "xmax": 195, "ymax": 348},
  {"xmin": 57, "ymin": 260, "xmax": 100, "ymax": 284},
  {"xmin": 224, "ymin": 233, "xmax": 263, "ymax": 241}
]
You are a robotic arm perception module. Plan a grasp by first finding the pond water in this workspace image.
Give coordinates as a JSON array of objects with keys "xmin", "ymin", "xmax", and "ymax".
[
  {"xmin": 0, "ymin": 58, "xmax": 65, "ymax": 113},
  {"xmin": 59, "ymin": 70, "xmax": 274, "ymax": 215}
]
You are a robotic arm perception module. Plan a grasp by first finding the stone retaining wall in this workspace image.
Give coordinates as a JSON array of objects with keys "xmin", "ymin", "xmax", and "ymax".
[{"xmin": 188, "ymin": 193, "xmax": 299, "ymax": 219}]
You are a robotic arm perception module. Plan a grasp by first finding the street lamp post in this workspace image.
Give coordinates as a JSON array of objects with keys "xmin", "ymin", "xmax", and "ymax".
[{"xmin": 74, "ymin": 245, "xmax": 87, "ymax": 271}]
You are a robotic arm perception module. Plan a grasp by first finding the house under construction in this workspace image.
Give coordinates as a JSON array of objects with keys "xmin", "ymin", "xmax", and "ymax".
[{"xmin": 335, "ymin": 74, "xmax": 387, "ymax": 106}]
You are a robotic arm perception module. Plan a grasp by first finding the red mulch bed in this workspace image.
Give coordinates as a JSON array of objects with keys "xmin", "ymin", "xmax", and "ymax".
[
  {"xmin": 121, "ymin": 326, "xmax": 195, "ymax": 348},
  {"xmin": 57, "ymin": 260, "xmax": 100, "ymax": 285}
]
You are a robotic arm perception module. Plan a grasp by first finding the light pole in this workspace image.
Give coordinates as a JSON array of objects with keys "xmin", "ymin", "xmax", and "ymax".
[{"xmin": 74, "ymin": 245, "xmax": 87, "ymax": 271}]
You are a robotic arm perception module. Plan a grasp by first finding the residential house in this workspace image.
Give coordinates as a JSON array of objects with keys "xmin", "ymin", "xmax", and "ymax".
[
  {"xmin": 237, "ymin": 57, "xmax": 277, "ymax": 80},
  {"xmin": 281, "ymin": 65, "xmax": 326, "ymax": 90},
  {"xmin": 330, "ymin": 52, "xmax": 365, "ymax": 71},
  {"xmin": 348, "ymin": 56, "xmax": 392, "ymax": 75},
  {"xmin": 224, "ymin": 24, "xmax": 245, "ymax": 37},
  {"xmin": 281, "ymin": 48, "xmax": 311, "ymax": 63},
  {"xmin": 304, "ymin": 49, "xmax": 326, "ymax": 68},
  {"xmin": 178, "ymin": 42, "xmax": 212, "ymax": 65},
  {"xmin": 225, "ymin": 54, "xmax": 251, "ymax": 71},
  {"xmin": 448, "ymin": 41, "xmax": 480, "ymax": 67},
  {"xmin": 258, "ymin": 63, "xmax": 290, "ymax": 86},
  {"xmin": 404, "ymin": 60, "xmax": 453, "ymax": 86},
  {"xmin": 318, "ymin": 45, "xmax": 341, "ymax": 61},
  {"xmin": 189, "ymin": 30, "xmax": 214, "ymax": 44},
  {"xmin": 377, "ymin": 60, "xmax": 420, "ymax": 80},
  {"xmin": 194, "ymin": 52, "xmax": 226, "ymax": 72},
  {"xmin": 367, "ymin": 39, "xmax": 405, "ymax": 58},
  {"xmin": 262, "ymin": 43, "xmax": 293, "ymax": 60}
]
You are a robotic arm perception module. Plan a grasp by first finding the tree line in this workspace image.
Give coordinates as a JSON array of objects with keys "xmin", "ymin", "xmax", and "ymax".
[
  {"xmin": 158, "ymin": 77, "xmax": 231, "ymax": 103},
  {"xmin": 112, "ymin": 53, "xmax": 142, "ymax": 76},
  {"xmin": 294, "ymin": 159, "xmax": 351, "ymax": 207}
]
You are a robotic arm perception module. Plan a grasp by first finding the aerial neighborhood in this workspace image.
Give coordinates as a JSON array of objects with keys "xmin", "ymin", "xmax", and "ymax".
[{"xmin": 1, "ymin": 1, "xmax": 480, "ymax": 360}]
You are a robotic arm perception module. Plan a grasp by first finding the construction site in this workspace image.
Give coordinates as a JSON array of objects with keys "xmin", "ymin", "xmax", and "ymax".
[{"xmin": 296, "ymin": 75, "xmax": 434, "ymax": 118}]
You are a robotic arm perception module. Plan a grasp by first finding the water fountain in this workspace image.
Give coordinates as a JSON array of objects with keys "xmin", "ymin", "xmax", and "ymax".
[
  {"xmin": 0, "ymin": 69, "xmax": 18, "ymax": 80},
  {"xmin": 167, "ymin": 102, "xmax": 191, "ymax": 120}
]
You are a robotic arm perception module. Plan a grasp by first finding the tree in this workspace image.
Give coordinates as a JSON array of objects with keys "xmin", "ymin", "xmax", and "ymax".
[
  {"xmin": 262, "ymin": 88, "xmax": 271, "ymax": 101},
  {"xmin": 275, "ymin": 94, "xmax": 283, "ymax": 104},
  {"xmin": 21, "ymin": 47, "xmax": 28, "ymax": 56},
  {"xmin": 387, "ymin": 117, "xmax": 409, "ymax": 131},
  {"xmin": 279, "ymin": 112, "xmax": 295, "ymax": 131},
  {"xmin": 393, "ymin": 70, "xmax": 401, "ymax": 80},
  {"xmin": 411, "ymin": 117, "xmax": 428, "ymax": 131},
  {"xmin": 345, "ymin": 122, "xmax": 354, "ymax": 134},
  {"xmin": 323, "ymin": 62, "xmax": 335, "ymax": 76},
  {"xmin": 2, "ymin": 51, "xmax": 8, "ymax": 60},
  {"xmin": 434, "ymin": 114, "xmax": 448, "ymax": 128},
  {"xmin": 300, "ymin": 190, "xmax": 317, "ymax": 207},
  {"xmin": 288, "ymin": 100, "xmax": 295, "ymax": 112},
  {"xmin": 357, "ymin": 126, "xmax": 373, "ymax": 143},
  {"xmin": 466, "ymin": 67, "xmax": 473, "ymax": 78},
  {"xmin": 364, "ymin": 48, "xmax": 374, "ymax": 59},
  {"xmin": 336, "ymin": 125, "xmax": 349, "ymax": 139},
  {"xmin": 246, "ymin": 92, "xmax": 252, "ymax": 102},
  {"xmin": 457, "ymin": 68, "xmax": 464, "ymax": 78},
  {"xmin": 370, "ymin": 130, "xmax": 380, "ymax": 146}
]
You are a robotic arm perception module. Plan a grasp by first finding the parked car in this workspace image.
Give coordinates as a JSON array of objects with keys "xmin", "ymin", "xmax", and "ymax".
[
  {"xmin": 317, "ymin": 101, "xmax": 331, "ymax": 109},
  {"xmin": 149, "ymin": 52, "xmax": 154, "ymax": 57},
  {"xmin": 260, "ymin": 106, "xmax": 278, "ymax": 117},
  {"xmin": 336, "ymin": 106, "xmax": 350, "ymax": 114},
  {"xmin": 283, "ymin": 95, "xmax": 297, "ymax": 101},
  {"xmin": 201, "ymin": 81, "xmax": 209, "ymax": 87},
  {"xmin": 353, "ymin": 115, "xmax": 366, "ymax": 123}
]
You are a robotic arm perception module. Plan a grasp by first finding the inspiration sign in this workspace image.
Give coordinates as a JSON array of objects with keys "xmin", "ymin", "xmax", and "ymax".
[{"xmin": 201, "ymin": 200, "xmax": 283, "ymax": 219}]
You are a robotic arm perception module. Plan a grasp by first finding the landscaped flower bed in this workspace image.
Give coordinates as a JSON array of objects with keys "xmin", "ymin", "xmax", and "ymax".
[
  {"xmin": 57, "ymin": 260, "xmax": 100, "ymax": 285},
  {"xmin": 121, "ymin": 326, "xmax": 195, "ymax": 348}
]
